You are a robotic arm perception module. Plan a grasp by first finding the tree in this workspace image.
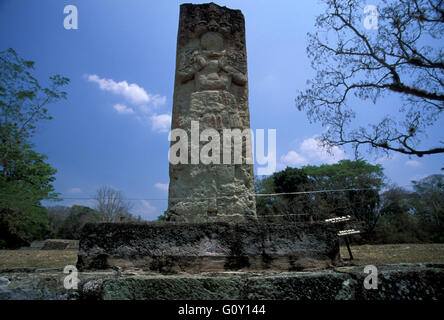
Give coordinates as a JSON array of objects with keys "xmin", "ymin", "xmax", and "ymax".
[
  {"xmin": 0, "ymin": 48, "xmax": 69, "ymax": 247},
  {"xmin": 47, "ymin": 205, "xmax": 71, "ymax": 237},
  {"xmin": 303, "ymin": 160, "xmax": 384, "ymax": 232},
  {"xmin": 58, "ymin": 205, "xmax": 102, "ymax": 239},
  {"xmin": 379, "ymin": 185, "xmax": 413, "ymax": 217},
  {"xmin": 93, "ymin": 186, "xmax": 133, "ymax": 222},
  {"xmin": 0, "ymin": 48, "xmax": 68, "ymax": 205},
  {"xmin": 296, "ymin": 0, "xmax": 443, "ymax": 157},
  {"xmin": 0, "ymin": 144, "xmax": 57, "ymax": 247},
  {"xmin": 374, "ymin": 182, "xmax": 443, "ymax": 243},
  {"xmin": 255, "ymin": 168, "xmax": 312, "ymax": 222},
  {"xmin": 0, "ymin": 144, "xmax": 58, "ymax": 207},
  {"xmin": 270, "ymin": 167, "xmax": 311, "ymax": 221},
  {"xmin": 0, "ymin": 205, "xmax": 51, "ymax": 248},
  {"xmin": 255, "ymin": 174, "xmax": 284, "ymax": 222},
  {"xmin": 255, "ymin": 160, "xmax": 385, "ymax": 230},
  {"xmin": 0, "ymin": 48, "xmax": 69, "ymax": 154},
  {"xmin": 157, "ymin": 210, "xmax": 167, "ymax": 221},
  {"xmin": 410, "ymin": 174, "xmax": 444, "ymax": 241}
]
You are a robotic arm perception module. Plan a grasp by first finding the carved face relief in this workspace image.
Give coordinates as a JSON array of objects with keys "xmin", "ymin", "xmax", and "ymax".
[
  {"xmin": 191, "ymin": 8, "xmax": 233, "ymax": 39},
  {"xmin": 200, "ymin": 32, "xmax": 224, "ymax": 51},
  {"xmin": 178, "ymin": 3, "xmax": 244, "ymax": 49}
]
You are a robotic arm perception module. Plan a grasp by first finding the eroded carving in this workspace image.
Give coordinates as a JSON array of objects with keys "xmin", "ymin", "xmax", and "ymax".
[{"xmin": 168, "ymin": 3, "xmax": 256, "ymax": 222}]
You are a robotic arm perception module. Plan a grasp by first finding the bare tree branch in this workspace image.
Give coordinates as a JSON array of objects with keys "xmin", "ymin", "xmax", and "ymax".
[
  {"xmin": 94, "ymin": 186, "xmax": 133, "ymax": 222},
  {"xmin": 297, "ymin": 0, "xmax": 444, "ymax": 157}
]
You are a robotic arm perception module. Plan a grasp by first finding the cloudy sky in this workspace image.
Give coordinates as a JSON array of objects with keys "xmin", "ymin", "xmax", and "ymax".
[{"xmin": 1, "ymin": 0, "xmax": 442, "ymax": 220}]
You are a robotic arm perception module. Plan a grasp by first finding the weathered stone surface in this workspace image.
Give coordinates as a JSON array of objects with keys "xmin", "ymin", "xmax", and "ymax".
[
  {"xmin": 168, "ymin": 3, "xmax": 256, "ymax": 222},
  {"xmin": 346, "ymin": 263, "xmax": 444, "ymax": 300},
  {"xmin": 246, "ymin": 272, "xmax": 355, "ymax": 300},
  {"xmin": 2, "ymin": 264, "xmax": 442, "ymax": 300},
  {"xmin": 99, "ymin": 275, "xmax": 242, "ymax": 300},
  {"xmin": 76, "ymin": 221, "xmax": 339, "ymax": 272},
  {"xmin": 0, "ymin": 268, "xmax": 117, "ymax": 300},
  {"xmin": 79, "ymin": 263, "xmax": 444, "ymax": 300}
]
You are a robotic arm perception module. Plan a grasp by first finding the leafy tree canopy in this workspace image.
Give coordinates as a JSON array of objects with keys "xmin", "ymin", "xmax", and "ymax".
[
  {"xmin": 0, "ymin": 48, "xmax": 69, "ymax": 247},
  {"xmin": 0, "ymin": 48, "xmax": 69, "ymax": 207},
  {"xmin": 256, "ymin": 160, "xmax": 385, "ymax": 231}
]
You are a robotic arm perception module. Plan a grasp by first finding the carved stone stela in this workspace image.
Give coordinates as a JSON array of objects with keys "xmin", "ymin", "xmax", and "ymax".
[
  {"xmin": 76, "ymin": 3, "xmax": 340, "ymax": 273},
  {"xmin": 167, "ymin": 3, "xmax": 257, "ymax": 222}
]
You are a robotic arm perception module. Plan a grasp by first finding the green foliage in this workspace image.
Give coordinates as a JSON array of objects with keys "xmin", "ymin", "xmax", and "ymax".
[
  {"xmin": 379, "ymin": 186, "xmax": 412, "ymax": 216},
  {"xmin": 255, "ymin": 160, "xmax": 444, "ymax": 243},
  {"xmin": 0, "ymin": 48, "xmax": 69, "ymax": 147},
  {"xmin": 57, "ymin": 205, "xmax": 103, "ymax": 240},
  {"xmin": 410, "ymin": 174, "xmax": 444, "ymax": 242},
  {"xmin": 0, "ymin": 48, "xmax": 69, "ymax": 248},
  {"xmin": 47, "ymin": 204, "xmax": 144, "ymax": 239},
  {"xmin": 362, "ymin": 176, "xmax": 443, "ymax": 244},
  {"xmin": 0, "ymin": 143, "xmax": 57, "ymax": 248},
  {"xmin": 374, "ymin": 212, "xmax": 426, "ymax": 244},
  {"xmin": 272, "ymin": 167, "xmax": 308, "ymax": 194},
  {"xmin": 255, "ymin": 175, "xmax": 280, "ymax": 222},
  {"xmin": 0, "ymin": 144, "xmax": 58, "ymax": 207},
  {"xmin": 0, "ymin": 206, "xmax": 51, "ymax": 248},
  {"xmin": 157, "ymin": 211, "xmax": 168, "ymax": 221},
  {"xmin": 304, "ymin": 160, "xmax": 384, "ymax": 232},
  {"xmin": 46, "ymin": 205, "xmax": 71, "ymax": 237},
  {"xmin": 256, "ymin": 160, "xmax": 384, "ymax": 231},
  {"xmin": 302, "ymin": 160, "xmax": 385, "ymax": 189},
  {"xmin": 256, "ymin": 162, "xmax": 442, "ymax": 243}
]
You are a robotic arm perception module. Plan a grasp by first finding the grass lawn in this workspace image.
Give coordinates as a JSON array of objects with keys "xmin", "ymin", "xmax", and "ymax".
[
  {"xmin": 0, "ymin": 250, "xmax": 77, "ymax": 269},
  {"xmin": 340, "ymin": 243, "xmax": 444, "ymax": 265},
  {"xmin": 0, "ymin": 244, "xmax": 443, "ymax": 269}
]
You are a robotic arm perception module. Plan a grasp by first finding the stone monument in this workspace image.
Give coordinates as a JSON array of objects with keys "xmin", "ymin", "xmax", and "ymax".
[
  {"xmin": 167, "ymin": 3, "xmax": 256, "ymax": 222},
  {"xmin": 77, "ymin": 3, "xmax": 340, "ymax": 273}
]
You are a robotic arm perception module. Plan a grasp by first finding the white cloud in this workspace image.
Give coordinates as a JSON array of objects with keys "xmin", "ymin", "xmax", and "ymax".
[
  {"xmin": 155, "ymin": 183, "xmax": 169, "ymax": 191},
  {"xmin": 299, "ymin": 137, "xmax": 345, "ymax": 164},
  {"xmin": 150, "ymin": 113, "xmax": 171, "ymax": 133},
  {"xmin": 113, "ymin": 103, "xmax": 135, "ymax": 115},
  {"xmin": 141, "ymin": 200, "xmax": 156, "ymax": 214},
  {"xmin": 280, "ymin": 151, "xmax": 308, "ymax": 166},
  {"xmin": 151, "ymin": 95, "xmax": 167, "ymax": 108},
  {"xmin": 87, "ymin": 74, "xmax": 151, "ymax": 105},
  {"xmin": 132, "ymin": 200, "xmax": 158, "ymax": 220},
  {"xmin": 86, "ymin": 74, "xmax": 169, "ymax": 133},
  {"xmin": 280, "ymin": 136, "xmax": 346, "ymax": 167},
  {"xmin": 137, "ymin": 104, "xmax": 150, "ymax": 114},
  {"xmin": 67, "ymin": 187, "xmax": 82, "ymax": 194},
  {"xmin": 406, "ymin": 159, "xmax": 421, "ymax": 167}
]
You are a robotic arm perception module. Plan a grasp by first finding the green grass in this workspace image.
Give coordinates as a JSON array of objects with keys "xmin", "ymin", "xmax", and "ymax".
[
  {"xmin": 0, "ymin": 250, "xmax": 77, "ymax": 269},
  {"xmin": 340, "ymin": 243, "xmax": 444, "ymax": 265}
]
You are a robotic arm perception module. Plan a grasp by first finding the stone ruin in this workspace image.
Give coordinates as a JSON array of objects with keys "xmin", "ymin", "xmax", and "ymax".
[
  {"xmin": 167, "ymin": 3, "xmax": 256, "ymax": 223},
  {"xmin": 77, "ymin": 3, "xmax": 340, "ymax": 273}
]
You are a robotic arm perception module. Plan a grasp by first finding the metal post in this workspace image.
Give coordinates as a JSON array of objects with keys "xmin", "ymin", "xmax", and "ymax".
[{"xmin": 344, "ymin": 235, "xmax": 354, "ymax": 260}]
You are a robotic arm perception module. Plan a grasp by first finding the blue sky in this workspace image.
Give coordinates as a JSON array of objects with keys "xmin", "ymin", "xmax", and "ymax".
[{"xmin": 1, "ymin": 0, "xmax": 442, "ymax": 220}]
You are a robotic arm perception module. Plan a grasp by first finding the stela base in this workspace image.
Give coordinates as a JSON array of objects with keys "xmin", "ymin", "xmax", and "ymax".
[{"xmin": 77, "ymin": 221, "xmax": 340, "ymax": 273}]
